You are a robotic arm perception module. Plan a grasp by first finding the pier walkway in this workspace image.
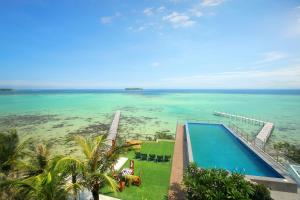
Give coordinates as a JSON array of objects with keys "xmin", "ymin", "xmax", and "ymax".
[
  {"xmin": 255, "ymin": 122, "xmax": 274, "ymax": 147},
  {"xmin": 214, "ymin": 111, "xmax": 265, "ymax": 125},
  {"xmin": 106, "ymin": 110, "xmax": 121, "ymax": 147},
  {"xmin": 214, "ymin": 111, "xmax": 274, "ymax": 148}
]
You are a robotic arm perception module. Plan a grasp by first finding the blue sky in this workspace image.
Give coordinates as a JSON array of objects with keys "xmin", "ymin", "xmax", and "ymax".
[{"xmin": 0, "ymin": 0, "xmax": 300, "ymax": 89}]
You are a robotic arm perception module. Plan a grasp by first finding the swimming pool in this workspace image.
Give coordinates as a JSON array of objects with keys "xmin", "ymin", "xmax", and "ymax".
[{"xmin": 186, "ymin": 122, "xmax": 283, "ymax": 178}]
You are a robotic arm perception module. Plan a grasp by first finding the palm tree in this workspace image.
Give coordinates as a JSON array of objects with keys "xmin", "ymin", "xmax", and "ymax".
[
  {"xmin": 0, "ymin": 130, "xmax": 30, "ymax": 200},
  {"xmin": 0, "ymin": 129, "xmax": 22, "ymax": 175},
  {"xmin": 74, "ymin": 135, "xmax": 119, "ymax": 200},
  {"xmin": 55, "ymin": 156, "xmax": 84, "ymax": 200},
  {"xmin": 56, "ymin": 135, "xmax": 130, "ymax": 200},
  {"xmin": 2, "ymin": 142, "xmax": 71, "ymax": 200},
  {"xmin": 13, "ymin": 156, "xmax": 68, "ymax": 200}
]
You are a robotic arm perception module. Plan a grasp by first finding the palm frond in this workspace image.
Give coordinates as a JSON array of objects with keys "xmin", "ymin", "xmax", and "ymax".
[
  {"xmin": 102, "ymin": 174, "xmax": 118, "ymax": 193},
  {"xmin": 75, "ymin": 136, "xmax": 92, "ymax": 159}
]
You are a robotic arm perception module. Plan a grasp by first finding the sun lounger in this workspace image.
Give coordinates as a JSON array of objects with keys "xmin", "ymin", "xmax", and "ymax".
[
  {"xmin": 113, "ymin": 157, "xmax": 128, "ymax": 171},
  {"xmin": 156, "ymin": 155, "xmax": 163, "ymax": 162},
  {"xmin": 148, "ymin": 154, "xmax": 156, "ymax": 161},
  {"xmin": 164, "ymin": 155, "xmax": 171, "ymax": 162},
  {"xmin": 135, "ymin": 152, "xmax": 141, "ymax": 159},
  {"xmin": 140, "ymin": 153, "xmax": 148, "ymax": 160}
]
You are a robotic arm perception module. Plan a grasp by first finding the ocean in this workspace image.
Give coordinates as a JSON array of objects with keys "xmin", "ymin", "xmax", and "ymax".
[{"xmin": 0, "ymin": 89, "xmax": 299, "ymax": 154}]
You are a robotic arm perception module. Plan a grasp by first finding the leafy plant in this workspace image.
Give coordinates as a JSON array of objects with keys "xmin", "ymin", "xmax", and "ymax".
[
  {"xmin": 183, "ymin": 163, "xmax": 268, "ymax": 200},
  {"xmin": 250, "ymin": 183, "xmax": 272, "ymax": 200},
  {"xmin": 155, "ymin": 131, "xmax": 174, "ymax": 140}
]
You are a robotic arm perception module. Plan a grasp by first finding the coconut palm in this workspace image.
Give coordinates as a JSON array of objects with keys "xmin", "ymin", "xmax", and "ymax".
[
  {"xmin": 0, "ymin": 129, "xmax": 22, "ymax": 175},
  {"xmin": 0, "ymin": 130, "xmax": 30, "ymax": 200},
  {"xmin": 13, "ymin": 156, "xmax": 68, "ymax": 200},
  {"xmin": 74, "ymin": 135, "xmax": 119, "ymax": 200},
  {"xmin": 54, "ymin": 156, "xmax": 84, "ymax": 200},
  {"xmin": 54, "ymin": 135, "xmax": 132, "ymax": 200}
]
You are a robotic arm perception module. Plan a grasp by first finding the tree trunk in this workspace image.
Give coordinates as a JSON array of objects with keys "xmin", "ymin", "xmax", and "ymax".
[
  {"xmin": 72, "ymin": 174, "xmax": 77, "ymax": 200},
  {"xmin": 92, "ymin": 185, "xmax": 100, "ymax": 200}
]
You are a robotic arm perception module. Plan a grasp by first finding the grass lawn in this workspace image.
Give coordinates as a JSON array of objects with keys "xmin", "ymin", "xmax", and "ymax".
[{"xmin": 102, "ymin": 141, "xmax": 174, "ymax": 200}]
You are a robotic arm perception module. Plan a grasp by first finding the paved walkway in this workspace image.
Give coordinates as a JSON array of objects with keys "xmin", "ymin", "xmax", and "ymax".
[
  {"xmin": 168, "ymin": 124, "xmax": 186, "ymax": 200},
  {"xmin": 270, "ymin": 188, "xmax": 300, "ymax": 200}
]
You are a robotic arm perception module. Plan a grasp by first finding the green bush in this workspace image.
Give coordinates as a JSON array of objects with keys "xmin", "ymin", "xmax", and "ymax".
[
  {"xmin": 250, "ymin": 183, "xmax": 272, "ymax": 200},
  {"xmin": 155, "ymin": 131, "xmax": 174, "ymax": 140},
  {"xmin": 183, "ymin": 163, "xmax": 272, "ymax": 200}
]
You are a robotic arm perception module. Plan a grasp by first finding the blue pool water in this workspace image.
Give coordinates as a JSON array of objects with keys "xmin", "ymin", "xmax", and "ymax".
[{"xmin": 186, "ymin": 123, "xmax": 283, "ymax": 178}]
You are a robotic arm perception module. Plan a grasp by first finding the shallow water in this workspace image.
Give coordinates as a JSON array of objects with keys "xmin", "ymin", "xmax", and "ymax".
[{"xmin": 0, "ymin": 90, "xmax": 299, "ymax": 154}]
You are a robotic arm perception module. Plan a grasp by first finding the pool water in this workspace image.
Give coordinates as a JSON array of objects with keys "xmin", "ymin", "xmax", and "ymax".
[{"xmin": 186, "ymin": 122, "xmax": 283, "ymax": 178}]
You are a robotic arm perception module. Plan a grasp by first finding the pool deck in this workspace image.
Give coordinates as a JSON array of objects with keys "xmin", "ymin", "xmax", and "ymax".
[
  {"xmin": 270, "ymin": 188, "xmax": 300, "ymax": 200},
  {"xmin": 168, "ymin": 124, "xmax": 187, "ymax": 200}
]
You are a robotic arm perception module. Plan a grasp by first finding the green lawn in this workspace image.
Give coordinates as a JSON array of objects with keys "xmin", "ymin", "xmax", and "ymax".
[{"xmin": 102, "ymin": 141, "xmax": 174, "ymax": 200}]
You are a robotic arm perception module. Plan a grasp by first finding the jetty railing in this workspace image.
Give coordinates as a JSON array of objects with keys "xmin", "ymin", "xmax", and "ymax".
[
  {"xmin": 214, "ymin": 111, "xmax": 274, "ymax": 149},
  {"xmin": 226, "ymin": 122, "xmax": 297, "ymax": 172}
]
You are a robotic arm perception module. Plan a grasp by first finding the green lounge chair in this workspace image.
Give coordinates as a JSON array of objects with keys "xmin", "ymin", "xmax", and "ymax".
[
  {"xmin": 135, "ymin": 152, "xmax": 141, "ymax": 159},
  {"xmin": 141, "ymin": 153, "xmax": 148, "ymax": 161},
  {"xmin": 164, "ymin": 155, "xmax": 171, "ymax": 162},
  {"xmin": 156, "ymin": 155, "xmax": 163, "ymax": 162},
  {"xmin": 148, "ymin": 154, "xmax": 156, "ymax": 161}
]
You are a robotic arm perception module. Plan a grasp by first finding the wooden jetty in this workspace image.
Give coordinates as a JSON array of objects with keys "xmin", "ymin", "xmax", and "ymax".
[
  {"xmin": 255, "ymin": 122, "xmax": 274, "ymax": 147},
  {"xmin": 214, "ymin": 111, "xmax": 274, "ymax": 148},
  {"xmin": 106, "ymin": 110, "xmax": 121, "ymax": 147},
  {"xmin": 214, "ymin": 111, "xmax": 265, "ymax": 125}
]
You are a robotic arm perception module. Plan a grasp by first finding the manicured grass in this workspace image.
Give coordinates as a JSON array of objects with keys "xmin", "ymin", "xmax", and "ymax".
[{"xmin": 102, "ymin": 141, "xmax": 174, "ymax": 200}]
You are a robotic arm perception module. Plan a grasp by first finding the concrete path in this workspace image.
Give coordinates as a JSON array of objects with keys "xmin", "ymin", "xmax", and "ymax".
[{"xmin": 271, "ymin": 188, "xmax": 300, "ymax": 200}]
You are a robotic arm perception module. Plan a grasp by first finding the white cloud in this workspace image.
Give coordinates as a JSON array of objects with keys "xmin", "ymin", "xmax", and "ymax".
[
  {"xmin": 100, "ymin": 16, "xmax": 112, "ymax": 24},
  {"xmin": 286, "ymin": 6, "xmax": 300, "ymax": 37},
  {"xmin": 143, "ymin": 6, "xmax": 166, "ymax": 16},
  {"xmin": 189, "ymin": 7, "xmax": 203, "ymax": 17},
  {"xmin": 163, "ymin": 12, "xmax": 196, "ymax": 28},
  {"xmin": 157, "ymin": 6, "xmax": 166, "ymax": 12},
  {"xmin": 143, "ymin": 7, "xmax": 154, "ymax": 16},
  {"xmin": 128, "ymin": 22, "xmax": 159, "ymax": 32},
  {"xmin": 201, "ymin": 0, "xmax": 226, "ymax": 7},
  {"xmin": 115, "ymin": 12, "xmax": 122, "ymax": 17},
  {"xmin": 169, "ymin": 0, "xmax": 181, "ymax": 3},
  {"xmin": 135, "ymin": 26, "xmax": 147, "ymax": 32},
  {"xmin": 161, "ymin": 66, "xmax": 300, "ymax": 89},
  {"xmin": 100, "ymin": 12, "xmax": 122, "ymax": 24},
  {"xmin": 151, "ymin": 62, "xmax": 161, "ymax": 67},
  {"xmin": 256, "ymin": 51, "xmax": 288, "ymax": 64}
]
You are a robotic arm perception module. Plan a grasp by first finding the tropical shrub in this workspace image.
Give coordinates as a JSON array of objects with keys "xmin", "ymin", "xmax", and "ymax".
[
  {"xmin": 183, "ymin": 163, "xmax": 272, "ymax": 200},
  {"xmin": 250, "ymin": 183, "xmax": 272, "ymax": 200},
  {"xmin": 0, "ymin": 129, "xmax": 19, "ymax": 174},
  {"xmin": 155, "ymin": 131, "xmax": 174, "ymax": 140}
]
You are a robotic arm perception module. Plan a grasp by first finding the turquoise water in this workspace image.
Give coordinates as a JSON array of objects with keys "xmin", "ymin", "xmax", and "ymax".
[
  {"xmin": 0, "ymin": 90, "xmax": 299, "ymax": 154},
  {"xmin": 187, "ymin": 123, "xmax": 283, "ymax": 178}
]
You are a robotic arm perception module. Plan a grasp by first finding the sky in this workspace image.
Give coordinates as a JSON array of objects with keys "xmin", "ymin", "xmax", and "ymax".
[{"xmin": 0, "ymin": 0, "xmax": 300, "ymax": 89}]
